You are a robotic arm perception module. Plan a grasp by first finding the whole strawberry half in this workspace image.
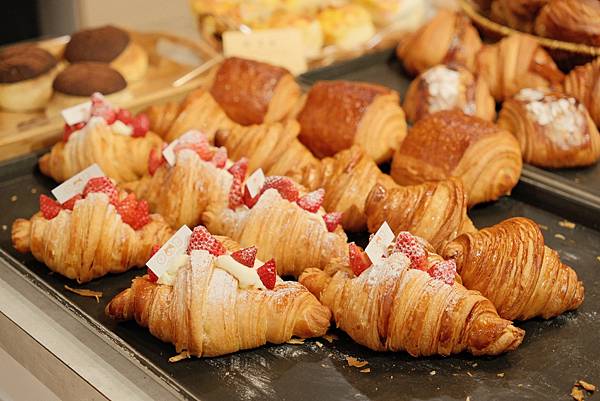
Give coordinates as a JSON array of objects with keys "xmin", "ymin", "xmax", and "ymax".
[
  {"xmin": 116, "ymin": 194, "xmax": 150, "ymax": 230},
  {"xmin": 231, "ymin": 246, "xmax": 257, "ymax": 267},
  {"xmin": 256, "ymin": 259, "xmax": 277, "ymax": 289},
  {"xmin": 83, "ymin": 177, "xmax": 118, "ymax": 204},
  {"xmin": 175, "ymin": 132, "xmax": 213, "ymax": 161},
  {"xmin": 243, "ymin": 176, "xmax": 299, "ymax": 208},
  {"xmin": 427, "ymin": 259, "xmax": 456, "ymax": 285},
  {"xmin": 131, "ymin": 113, "xmax": 150, "ymax": 137},
  {"xmin": 211, "ymin": 147, "xmax": 228, "ymax": 168},
  {"xmin": 61, "ymin": 194, "xmax": 83, "ymax": 211},
  {"xmin": 349, "ymin": 243, "xmax": 371, "ymax": 277},
  {"xmin": 393, "ymin": 231, "xmax": 428, "ymax": 271},
  {"xmin": 297, "ymin": 188, "xmax": 325, "ymax": 213},
  {"xmin": 148, "ymin": 147, "xmax": 165, "ymax": 176},
  {"xmin": 187, "ymin": 226, "xmax": 226, "ymax": 256},
  {"xmin": 323, "ymin": 212, "xmax": 343, "ymax": 232},
  {"xmin": 39, "ymin": 194, "xmax": 61, "ymax": 220}
]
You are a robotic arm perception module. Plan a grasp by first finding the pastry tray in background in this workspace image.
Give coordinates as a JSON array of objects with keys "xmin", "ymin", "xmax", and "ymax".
[
  {"xmin": 298, "ymin": 49, "xmax": 600, "ymax": 228},
  {"xmin": 1, "ymin": 152, "xmax": 599, "ymax": 401}
]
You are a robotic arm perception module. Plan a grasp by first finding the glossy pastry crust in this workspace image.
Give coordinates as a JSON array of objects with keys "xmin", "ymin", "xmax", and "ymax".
[
  {"xmin": 498, "ymin": 88, "xmax": 600, "ymax": 168},
  {"xmin": 534, "ymin": 0, "xmax": 600, "ymax": 46},
  {"xmin": 53, "ymin": 62, "xmax": 127, "ymax": 96},
  {"xmin": 490, "ymin": 0, "xmax": 548, "ymax": 33},
  {"xmin": 391, "ymin": 110, "xmax": 522, "ymax": 206},
  {"xmin": 564, "ymin": 58, "xmax": 600, "ymax": 127}
]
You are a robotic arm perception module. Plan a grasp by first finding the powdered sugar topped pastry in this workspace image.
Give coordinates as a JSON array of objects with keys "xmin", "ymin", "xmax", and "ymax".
[
  {"xmin": 403, "ymin": 64, "xmax": 495, "ymax": 123},
  {"xmin": 499, "ymin": 89, "xmax": 600, "ymax": 168}
]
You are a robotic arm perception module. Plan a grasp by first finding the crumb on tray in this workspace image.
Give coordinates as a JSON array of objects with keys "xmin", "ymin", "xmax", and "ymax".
[
  {"xmin": 10, "ymin": 195, "xmax": 17, "ymax": 202},
  {"xmin": 360, "ymin": 368, "xmax": 371, "ymax": 373},
  {"xmin": 554, "ymin": 233, "xmax": 566, "ymax": 240},
  {"xmin": 497, "ymin": 373, "xmax": 505, "ymax": 378},
  {"xmin": 286, "ymin": 338, "xmax": 305, "ymax": 345},
  {"xmin": 346, "ymin": 356, "xmax": 368, "ymax": 368},
  {"xmin": 322, "ymin": 333, "xmax": 338, "ymax": 343},
  {"xmin": 430, "ymin": 370, "xmax": 436, "ymax": 376},
  {"xmin": 559, "ymin": 220, "xmax": 576, "ymax": 229},
  {"xmin": 64, "ymin": 285, "xmax": 102, "ymax": 302}
]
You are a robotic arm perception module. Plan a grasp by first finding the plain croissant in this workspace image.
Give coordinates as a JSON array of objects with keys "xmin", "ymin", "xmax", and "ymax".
[
  {"xmin": 39, "ymin": 122, "xmax": 163, "ymax": 183},
  {"xmin": 564, "ymin": 58, "xmax": 600, "ymax": 127},
  {"xmin": 365, "ymin": 178, "xmax": 476, "ymax": 251},
  {"xmin": 299, "ymin": 252, "xmax": 524, "ymax": 356},
  {"xmin": 106, "ymin": 251, "xmax": 331, "ymax": 357},
  {"xmin": 441, "ymin": 217, "xmax": 585, "ymax": 320},
  {"xmin": 12, "ymin": 193, "xmax": 173, "ymax": 283}
]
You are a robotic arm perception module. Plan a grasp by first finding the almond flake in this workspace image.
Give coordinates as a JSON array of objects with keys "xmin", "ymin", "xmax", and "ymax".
[
  {"xmin": 64, "ymin": 285, "xmax": 102, "ymax": 302},
  {"xmin": 578, "ymin": 380, "xmax": 596, "ymax": 392},
  {"xmin": 559, "ymin": 220, "xmax": 576, "ymax": 229},
  {"xmin": 169, "ymin": 351, "xmax": 190, "ymax": 363},
  {"xmin": 286, "ymin": 338, "xmax": 305, "ymax": 345},
  {"xmin": 346, "ymin": 356, "xmax": 368, "ymax": 368},
  {"xmin": 360, "ymin": 368, "xmax": 371, "ymax": 373},
  {"xmin": 322, "ymin": 333, "xmax": 338, "ymax": 343}
]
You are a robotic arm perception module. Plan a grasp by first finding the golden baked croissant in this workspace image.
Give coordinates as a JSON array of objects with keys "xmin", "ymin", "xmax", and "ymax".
[
  {"xmin": 143, "ymin": 89, "xmax": 235, "ymax": 143},
  {"xmin": 396, "ymin": 10, "xmax": 482, "ymax": 75},
  {"xmin": 12, "ymin": 190, "xmax": 173, "ymax": 283},
  {"xmin": 39, "ymin": 120, "xmax": 163, "ymax": 184},
  {"xmin": 498, "ymin": 88, "xmax": 600, "ymax": 168},
  {"xmin": 441, "ymin": 217, "xmax": 585, "ymax": 320},
  {"xmin": 299, "ymin": 252, "xmax": 524, "ymax": 356},
  {"xmin": 106, "ymin": 247, "xmax": 330, "ymax": 357},
  {"xmin": 490, "ymin": 0, "xmax": 548, "ymax": 33},
  {"xmin": 295, "ymin": 80, "xmax": 407, "ymax": 163},
  {"xmin": 403, "ymin": 64, "xmax": 495, "ymax": 123},
  {"xmin": 215, "ymin": 119, "xmax": 320, "ymax": 176},
  {"xmin": 209, "ymin": 57, "xmax": 302, "ymax": 125},
  {"xmin": 292, "ymin": 146, "xmax": 396, "ymax": 232},
  {"xmin": 564, "ymin": 58, "xmax": 600, "ymax": 127},
  {"xmin": 475, "ymin": 33, "xmax": 564, "ymax": 102},
  {"xmin": 390, "ymin": 110, "xmax": 523, "ymax": 206},
  {"xmin": 365, "ymin": 178, "xmax": 476, "ymax": 251},
  {"xmin": 534, "ymin": 0, "xmax": 600, "ymax": 46}
]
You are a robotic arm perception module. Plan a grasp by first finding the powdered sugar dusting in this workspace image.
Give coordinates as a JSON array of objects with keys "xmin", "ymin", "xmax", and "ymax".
[{"xmin": 423, "ymin": 65, "xmax": 461, "ymax": 113}]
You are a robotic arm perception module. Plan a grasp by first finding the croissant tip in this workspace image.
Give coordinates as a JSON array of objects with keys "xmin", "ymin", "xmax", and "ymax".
[
  {"xmin": 11, "ymin": 218, "xmax": 32, "ymax": 253},
  {"xmin": 38, "ymin": 153, "xmax": 50, "ymax": 176}
]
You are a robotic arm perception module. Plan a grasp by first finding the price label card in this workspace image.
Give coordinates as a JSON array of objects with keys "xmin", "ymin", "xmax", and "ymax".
[
  {"xmin": 146, "ymin": 225, "xmax": 192, "ymax": 278},
  {"xmin": 245, "ymin": 168, "xmax": 265, "ymax": 198},
  {"xmin": 61, "ymin": 101, "xmax": 91, "ymax": 126},
  {"xmin": 223, "ymin": 28, "xmax": 307, "ymax": 75},
  {"xmin": 51, "ymin": 164, "xmax": 105, "ymax": 203},
  {"xmin": 364, "ymin": 222, "xmax": 395, "ymax": 265}
]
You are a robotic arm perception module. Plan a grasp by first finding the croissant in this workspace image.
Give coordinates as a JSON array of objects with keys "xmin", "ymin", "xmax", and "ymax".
[
  {"xmin": 403, "ymin": 64, "xmax": 495, "ymax": 123},
  {"xmin": 498, "ymin": 88, "xmax": 600, "ymax": 168},
  {"xmin": 204, "ymin": 189, "xmax": 348, "ymax": 278},
  {"xmin": 564, "ymin": 58, "xmax": 600, "ymax": 127},
  {"xmin": 12, "ymin": 193, "xmax": 173, "ymax": 283},
  {"xmin": 490, "ymin": 0, "xmax": 548, "ymax": 33},
  {"xmin": 475, "ymin": 33, "xmax": 564, "ymax": 102},
  {"xmin": 215, "ymin": 119, "xmax": 320, "ymax": 176},
  {"xmin": 209, "ymin": 57, "xmax": 301, "ymax": 126},
  {"xmin": 295, "ymin": 80, "xmax": 407, "ymax": 163},
  {"xmin": 365, "ymin": 178, "xmax": 476, "ymax": 251},
  {"xmin": 292, "ymin": 146, "xmax": 396, "ymax": 232},
  {"xmin": 390, "ymin": 110, "xmax": 523, "ymax": 206},
  {"xmin": 143, "ymin": 89, "xmax": 235, "ymax": 143},
  {"xmin": 534, "ymin": 0, "xmax": 600, "ymax": 47},
  {"xmin": 441, "ymin": 217, "xmax": 585, "ymax": 320},
  {"xmin": 39, "ymin": 121, "xmax": 163, "ymax": 183},
  {"xmin": 106, "ymin": 251, "xmax": 331, "ymax": 357},
  {"xmin": 396, "ymin": 10, "xmax": 482, "ymax": 76},
  {"xmin": 299, "ymin": 252, "xmax": 524, "ymax": 356}
]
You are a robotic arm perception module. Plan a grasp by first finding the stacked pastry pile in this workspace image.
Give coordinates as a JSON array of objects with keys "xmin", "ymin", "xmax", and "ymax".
[{"xmin": 11, "ymin": 55, "xmax": 585, "ymax": 360}]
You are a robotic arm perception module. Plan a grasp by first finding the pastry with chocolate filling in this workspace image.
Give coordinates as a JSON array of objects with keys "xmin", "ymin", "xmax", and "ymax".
[
  {"xmin": 0, "ymin": 44, "xmax": 59, "ymax": 111},
  {"xmin": 65, "ymin": 25, "xmax": 148, "ymax": 81}
]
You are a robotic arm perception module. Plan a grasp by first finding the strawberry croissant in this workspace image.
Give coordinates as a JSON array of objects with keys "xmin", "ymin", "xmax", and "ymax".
[{"xmin": 12, "ymin": 177, "xmax": 173, "ymax": 283}]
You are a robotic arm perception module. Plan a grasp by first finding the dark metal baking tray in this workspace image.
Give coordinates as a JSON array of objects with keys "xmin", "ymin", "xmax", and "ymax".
[
  {"xmin": 299, "ymin": 49, "xmax": 600, "ymax": 223},
  {"xmin": 1, "ymin": 152, "xmax": 599, "ymax": 401}
]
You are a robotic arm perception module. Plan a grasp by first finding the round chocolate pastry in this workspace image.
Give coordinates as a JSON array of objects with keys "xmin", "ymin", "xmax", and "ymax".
[
  {"xmin": 0, "ymin": 44, "xmax": 57, "ymax": 83},
  {"xmin": 53, "ymin": 62, "xmax": 127, "ymax": 96},
  {"xmin": 65, "ymin": 25, "xmax": 130, "ymax": 63}
]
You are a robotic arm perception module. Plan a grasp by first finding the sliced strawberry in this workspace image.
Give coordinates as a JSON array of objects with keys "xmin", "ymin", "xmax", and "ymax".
[
  {"xmin": 63, "ymin": 121, "xmax": 86, "ymax": 142},
  {"xmin": 61, "ymin": 194, "xmax": 82, "ymax": 210},
  {"xmin": 231, "ymin": 246, "xmax": 257, "ymax": 267},
  {"xmin": 148, "ymin": 147, "xmax": 165, "ymax": 176},
  {"xmin": 83, "ymin": 177, "xmax": 118, "ymax": 204},
  {"xmin": 147, "ymin": 269, "xmax": 159, "ymax": 282},
  {"xmin": 427, "ymin": 259, "xmax": 456, "ymax": 285},
  {"xmin": 256, "ymin": 259, "xmax": 277, "ymax": 289},
  {"xmin": 175, "ymin": 133, "xmax": 213, "ymax": 161},
  {"xmin": 349, "ymin": 243, "xmax": 371, "ymax": 277},
  {"xmin": 263, "ymin": 176, "xmax": 299, "ymax": 202},
  {"xmin": 90, "ymin": 93, "xmax": 116, "ymax": 124},
  {"xmin": 393, "ymin": 231, "xmax": 428, "ymax": 271},
  {"xmin": 227, "ymin": 158, "xmax": 248, "ymax": 181},
  {"xmin": 228, "ymin": 177, "xmax": 244, "ymax": 209},
  {"xmin": 131, "ymin": 113, "xmax": 150, "ymax": 137},
  {"xmin": 323, "ymin": 212, "xmax": 343, "ymax": 232},
  {"xmin": 297, "ymin": 188, "xmax": 325, "ymax": 213},
  {"xmin": 186, "ymin": 226, "xmax": 226, "ymax": 256},
  {"xmin": 243, "ymin": 186, "xmax": 262, "ymax": 208},
  {"xmin": 116, "ymin": 194, "xmax": 150, "ymax": 230},
  {"xmin": 211, "ymin": 147, "xmax": 227, "ymax": 168},
  {"xmin": 115, "ymin": 108, "xmax": 133, "ymax": 125},
  {"xmin": 40, "ymin": 194, "xmax": 61, "ymax": 220}
]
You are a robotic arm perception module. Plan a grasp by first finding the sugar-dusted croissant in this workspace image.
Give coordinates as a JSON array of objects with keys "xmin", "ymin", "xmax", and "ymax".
[
  {"xmin": 143, "ymin": 89, "xmax": 235, "ymax": 143},
  {"xmin": 295, "ymin": 80, "xmax": 407, "ymax": 163},
  {"xmin": 106, "ymin": 250, "xmax": 330, "ymax": 357},
  {"xmin": 403, "ymin": 64, "xmax": 495, "ymax": 123},
  {"xmin": 475, "ymin": 33, "xmax": 564, "ymax": 102},
  {"xmin": 391, "ymin": 110, "xmax": 522, "ymax": 206},
  {"xmin": 534, "ymin": 0, "xmax": 600, "ymax": 47},
  {"xmin": 396, "ymin": 10, "xmax": 482, "ymax": 76},
  {"xmin": 441, "ymin": 217, "xmax": 585, "ymax": 320},
  {"xmin": 292, "ymin": 146, "xmax": 396, "ymax": 232},
  {"xmin": 498, "ymin": 88, "xmax": 600, "ymax": 168},
  {"xmin": 209, "ymin": 57, "xmax": 301, "ymax": 126},
  {"xmin": 12, "ymin": 192, "xmax": 173, "ymax": 283},
  {"xmin": 39, "ymin": 120, "xmax": 163, "ymax": 183},
  {"xmin": 299, "ymin": 252, "xmax": 524, "ymax": 356},
  {"xmin": 365, "ymin": 178, "xmax": 476, "ymax": 251},
  {"xmin": 564, "ymin": 58, "xmax": 600, "ymax": 127},
  {"xmin": 490, "ymin": 0, "xmax": 548, "ymax": 33},
  {"xmin": 204, "ymin": 189, "xmax": 348, "ymax": 278},
  {"xmin": 215, "ymin": 119, "xmax": 320, "ymax": 176}
]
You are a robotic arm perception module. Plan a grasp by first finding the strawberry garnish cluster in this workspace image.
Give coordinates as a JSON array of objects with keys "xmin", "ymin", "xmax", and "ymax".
[
  {"xmin": 39, "ymin": 177, "xmax": 151, "ymax": 230},
  {"xmin": 63, "ymin": 93, "xmax": 149, "ymax": 142},
  {"xmin": 348, "ymin": 231, "xmax": 456, "ymax": 285}
]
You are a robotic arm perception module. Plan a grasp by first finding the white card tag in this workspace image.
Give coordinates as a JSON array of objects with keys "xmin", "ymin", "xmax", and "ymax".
[
  {"xmin": 146, "ymin": 225, "xmax": 192, "ymax": 278},
  {"xmin": 61, "ymin": 101, "xmax": 91, "ymax": 126},
  {"xmin": 364, "ymin": 222, "xmax": 395, "ymax": 265},
  {"xmin": 245, "ymin": 168, "xmax": 265, "ymax": 198},
  {"xmin": 51, "ymin": 164, "xmax": 105, "ymax": 203}
]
